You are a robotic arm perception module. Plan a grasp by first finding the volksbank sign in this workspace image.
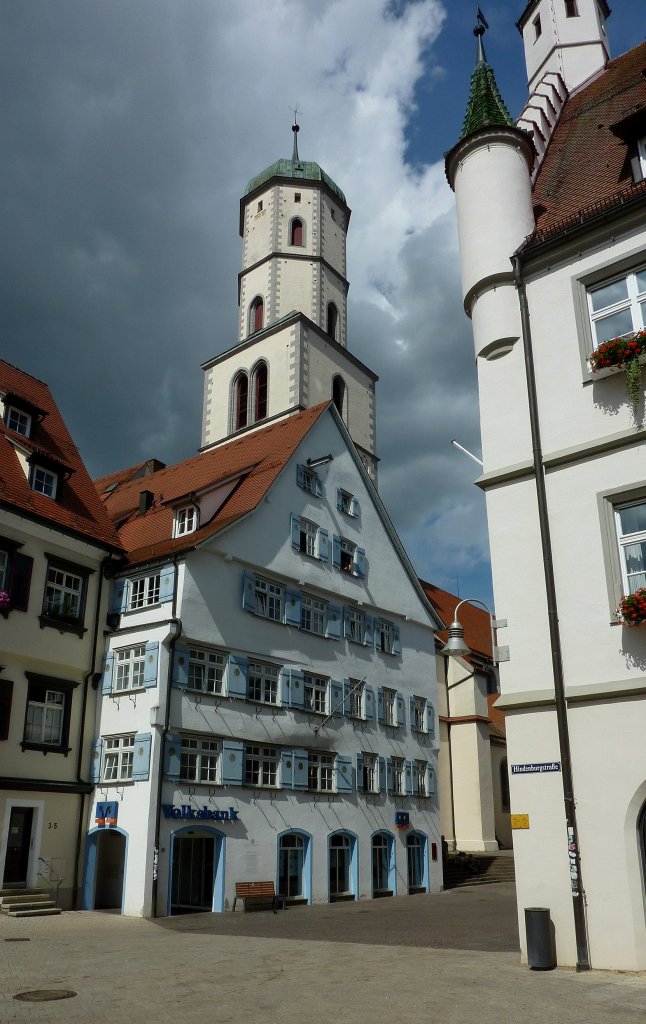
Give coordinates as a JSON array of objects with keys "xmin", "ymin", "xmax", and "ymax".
[{"xmin": 162, "ymin": 804, "xmax": 239, "ymax": 822}]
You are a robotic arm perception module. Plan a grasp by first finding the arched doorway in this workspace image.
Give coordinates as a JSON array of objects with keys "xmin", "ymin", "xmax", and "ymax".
[
  {"xmin": 169, "ymin": 826, "xmax": 225, "ymax": 915},
  {"xmin": 372, "ymin": 831, "xmax": 395, "ymax": 897},
  {"xmin": 277, "ymin": 830, "xmax": 311, "ymax": 904},
  {"xmin": 82, "ymin": 827, "xmax": 127, "ymax": 912},
  {"xmin": 406, "ymin": 831, "xmax": 428, "ymax": 894},
  {"xmin": 329, "ymin": 831, "xmax": 357, "ymax": 902}
]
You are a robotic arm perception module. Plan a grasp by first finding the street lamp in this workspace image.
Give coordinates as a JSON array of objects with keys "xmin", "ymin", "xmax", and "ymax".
[{"xmin": 440, "ymin": 597, "xmax": 509, "ymax": 666}]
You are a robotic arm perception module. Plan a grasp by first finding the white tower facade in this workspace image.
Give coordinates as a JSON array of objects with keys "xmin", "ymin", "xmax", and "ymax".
[{"xmin": 518, "ymin": 0, "xmax": 611, "ymax": 95}]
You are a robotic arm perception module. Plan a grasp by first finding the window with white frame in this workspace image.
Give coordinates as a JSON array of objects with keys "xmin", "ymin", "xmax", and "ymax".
[
  {"xmin": 303, "ymin": 674, "xmax": 328, "ymax": 714},
  {"xmin": 615, "ymin": 499, "xmax": 646, "ymax": 594},
  {"xmin": 31, "ymin": 465, "xmax": 58, "ymax": 498},
  {"xmin": 587, "ymin": 266, "xmax": 646, "ymax": 348},
  {"xmin": 391, "ymin": 756, "xmax": 405, "ymax": 795},
  {"xmin": 337, "ymin": 489, "xmax": 352, "ymax": 515},
  {"xmin": 340, "ymin": 538, "xmax": 356, "ymax": 573},
  {"xmin": 308, "ymin": 752, "xmax": 334, "ymax": 792},
  {"xmin": 382, "ymin": 687, "xmax": 397, "ymax": 726},
  {"xmin": 346, "ymin": 607, "xmax": 364, "ymax": 644},
  {"xmin": 362, "ymin": 753, "xmax": 378, "ymax": 793},
  {"xmin": 5, "ymin": 406, "xmax": 31, "ymax": 436},
  {"xmin": 348, "ymin": 680, "xmax": 364, "ymax": 719},
  {"xmin": 297, "ymin": 517, "xmax": 318, "ymax": 557},
  {"xmin": 129, "ymin": 573, "xmax": 160, "ymax": 610},
  {"xmin": 180, "ymin": 736, "xmax": 220, "ymax": 784},
  {"xmin": 414, "ymin": 760, "xmax": 427, "ymax": 796},
  {"xmin": 412, "ymin": 696, "xmax": 426, "ymax": 732},
  {"xmin": 244, "ymin": 744, "xmax": 278, "ymax": 787},
  {"xmin": 103, "ymin": 735, "xmax": 135, "ymax": 781},
  {"xmin": 174, "ymin": 505, "xmax": 198, "ymax": 538},
  {"xmin": 254, "ymin": 576, "xmax": 284, "ymax": 622},
  {"xmin": 248, "ymin": 661, "xmax": 279, "ymax": 705},
  {"xmin": 301, "ymin": 593, "xmax": 326, "ymax": 635},
  {"xmin": 188, "ymin": 648, "xmax": 227, "ymax": 695},
  {"xmin": 376, "ymin": 619, "xmax": 394, "ymax": 654},
  {"xmin": 42, "ymin": 563, "xmax": 84, "ymax": 623},
  {"xmin": 297, "ymin": 465, "xmax": 320, "ymax": 496},
  {"xmin": 25, "ymin": 688, "xmax": 64, "ymax": 745},
  {"xmin": 115, "ymin": 646, "xmax": 146, "ymax": 692}
]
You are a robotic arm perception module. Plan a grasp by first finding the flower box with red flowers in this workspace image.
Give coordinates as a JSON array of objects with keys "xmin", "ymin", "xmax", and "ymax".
[
  {"xmin": 589, "ymin": 329, "xmax": 646, "ymax": 407},
  {"xmin": 617, "ymin": 588, "xmax": 646, "ymax": 626}
]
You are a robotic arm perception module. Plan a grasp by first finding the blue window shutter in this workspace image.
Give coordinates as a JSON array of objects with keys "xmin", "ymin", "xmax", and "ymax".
[
  {"xmin": 396, "ymin": 694, "xmax": 406, "ymax": 727},
  {"xmin": 90, "ymin": 738, "xmax": 103, "ymax": 783},
  {"xmin": 172, "ymin": 642, "xmax": 190, "ymax": 689},
  {"xmin": 355, "ymin": 752, "xmax": 364, "ymax": 791},
  {"xmin": 318, "ymin": 528, "xmax": 329, "ymax": 562},
  {"xmin": 290, "ymin": 513, "xmax": 301, "ymax": 550},
  {"xmin": 332, "ymin": 535, "xmax": 341, "ymax": 569},
  {"xmin": 336, "ymin": 754, "xmax": 354, "ymax": 793},
  {"xmin": 143, "ymin": 641, "xmax": 159, "ymax": 688},
  {"xmin": 297, "ymin": 464, "xmax": 306, "ymax": 488},
  {"xmin": 279, "ymin": 668, "xmax": 291, "ymax": 706},
  {"xmin": 285, "ymin": 587, "xmax": 301, "ymax": 627},
  {"xmin": 350, "ymin": 497, "xmax": 360, "ymax": 518},
  {"xmin": 132, "ymin": 733, "xmax": 152, "ymax": 782},
  {"xmin": 112, "ymin": 579, "xmax": 128, "ymax": 614},
  {"xmin": 343, "ymin": 679, "xmax": 351, "ymax": 715},
  {"xmin": 242, "ymin": 571, "xmax": 256, "ymax": 612},
  {"xmin": 314, "ymin": 474, "xmax": 322, "ymax": 498},
  {"xmin": 378, "ymin": 756, "xmax": 386, "ymax": 793},
  {"xmin": 227, "ymin": 654, "xmax": 248, "ymax": 698},
  {"xmin": 163, "ymin": 732, "xmax": 182, "ymax": 780},
  {"xmin": 392, "ymin": 625, "xmax": 401, "ymax": 656},
  {"xmin": 336, "ymin": 487, "xmax": 343, "ymax": 511},
  {"xmin": 427, "ymin": 765, "xmax": 436, "ymax": 795},
  {"xmin": 377, "ymin": 687, "xmax": 384, "ymax": 723},
  {"xmin": 326, "ymin": 603, "xmax": 342, "ymax": 640},
  {"xmin": 293, "ymin": 749, "xmax": 308, "ymax": 790},
  {"xmin": 409, "ymin": 695, "xmax": 416, "ymax": 730},
  {"xmin": 386, "ymin": 756, "xmax": 394, "ymax": 793},
  {"xmin": 221, "ymin": 740, "xmax": 244, "ymax": 785},
  {"xmin": 426, "ymin": 701, "xmax": 435, "ymax": 735},
  {"xmin": 343, "ymin": 606, "xmax": 352, "ymax": 639},
  {"xmin": 280, "ymin": 749, "xmax": 294, "ymax": 789},
  {"xmin": 101, "ymin": 652, "xmax": 114, "ymax": 695},
  {"xmin": 159, "ymin": 564, "xmax": 174, "ymax": 605},
  {"xmin": 365, "ymin": 686, "xmax": 375, "ymax": 720},
  {"xmin": 355, "ymin": 547, "xmax": 366, "ymax": 578},
  {"xmin": 405, "ymin": 760, "xmax": 414, "ymax": 795},
  {"xmin": 330, "ymin": 680, "xmax": 344, "ymax": 717},
  {"xmin": 290, "ymin": 669, "xmax": 305, "ymax": 709},
  {"xmin": 364, "ymin": 614, "xmax": 374, "ymax": 647}
]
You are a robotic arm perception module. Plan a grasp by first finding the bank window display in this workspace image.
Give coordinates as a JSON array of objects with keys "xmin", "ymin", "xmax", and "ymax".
[
  {"xmin": 115, "ymin": 646, "xmax": 146, "ymax": 692},
  {"xmin": 180, "ymin": 737, "xmax": 221, "ymax": 784},
  {"xmin": 244, "ymin": 744, "xmax": 278, "ymax": 787},
  {"xmin": 248, "ymin": 661, "xmax": 279, "ymax": 705},
  {"xmin": 303, "ymin": 674, "xmax": 328, "ymax": 714},
  {"xmin": 308, "ymin": 752, "xmax": 334, "ymax": 792},
  {"xmin": 103, "ymin": 735, "xmax": 135, "ymax": 781},
  {"xmin": 188, "ymin": 648, "xmax": 227, "ymax": 695}
]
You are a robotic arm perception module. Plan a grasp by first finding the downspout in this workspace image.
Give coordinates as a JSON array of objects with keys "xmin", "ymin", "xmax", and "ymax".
[
  {"xmin": 150, "ymin": 556, "xmax": 181, "ymax": 917},
  {"xmin": 72, "ymin": 553, "xmax": 115, "ymax": 910},
  {"xmin": 444, "ymin": 657, "xmax": 457, "ymax": 853},
  {"xmin": 512, "ymin": 253, "xmax": 590, "ymax": 971}
]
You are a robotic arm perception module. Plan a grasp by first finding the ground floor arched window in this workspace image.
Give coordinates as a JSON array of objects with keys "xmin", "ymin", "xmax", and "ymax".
[
  {"xmin": 329, "ymin": 832, "xmax": 355, "ymax": 901},
  {"xmin": 406, "ymin": 832, "xmax": 427, "ymax": 893},
  {"xmin": 278, "ymin": 832, "xmax": 305, "ymax": 900},
  {"xmin": 372, "ymin": 831, "xmax": 394, "ymax": 897}
]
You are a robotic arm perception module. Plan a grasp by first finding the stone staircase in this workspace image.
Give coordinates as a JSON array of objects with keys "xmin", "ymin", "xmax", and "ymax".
[
  {"xmin": 443, "ymin": 852, "xmax": 515, "ymax": 890},
  {"xmin": 0, "ymin": 887, "xmax": 61, "ymax": 917}
]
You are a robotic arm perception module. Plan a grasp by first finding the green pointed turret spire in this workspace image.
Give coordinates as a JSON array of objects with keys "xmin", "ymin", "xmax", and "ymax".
[{"xmin": 459, "ymin": 9, "xmax": 514, "ymax": 139}]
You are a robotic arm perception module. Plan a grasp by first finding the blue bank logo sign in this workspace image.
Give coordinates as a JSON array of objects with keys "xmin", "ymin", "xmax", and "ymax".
[
  {"xmin": 511, "ymin": 762, "xmax": 561, "ymax": 775},
  {"xmin": 162, "ymin": 804, "xmax": 239, "ymax": 822}
]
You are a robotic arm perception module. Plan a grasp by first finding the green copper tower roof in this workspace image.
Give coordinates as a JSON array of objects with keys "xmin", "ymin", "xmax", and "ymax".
[
  {"xmin": 244, "ymin": 123, "xmax": 347, "ymax": 204},
  {"xmin": 459, "ymin": 15, "xmax": 514, "ymax": 139}
]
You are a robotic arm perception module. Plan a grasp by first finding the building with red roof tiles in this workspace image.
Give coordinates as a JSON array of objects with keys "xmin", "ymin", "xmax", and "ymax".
[
  {"xmin": 420, "ymin": 581, "xmax": 510, "ymax": 854},
  {"xmin": 0, "ymin": 361, "xmax": 123, "ymax": 910},
  {"xmin": 84, "ymin": 385, "xmax": 442, "ymax": 918},
  {"xmin": 446, "ymin": 1, "xmax": 646, "ymax": 971}
]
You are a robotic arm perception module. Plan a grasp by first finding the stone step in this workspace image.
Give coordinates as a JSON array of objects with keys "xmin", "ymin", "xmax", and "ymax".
[
  {"xmin": 0, "ymin": 892, "xmax": 52, "ymax": 906},
  {"xmin": 2, "ymin": 900, "xmax": 57, "ymax": 914},
  {"xmin": 6, "ymin": 907, "xmax": 62, "ymax": 918},
  {"xmin": 0, "ymin": 887, "xmax": 45, "ymax": 898}
]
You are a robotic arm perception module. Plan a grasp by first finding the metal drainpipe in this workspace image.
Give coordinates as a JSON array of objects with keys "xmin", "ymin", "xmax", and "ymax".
[
  {"xmin": 444, "ymin": 657, "xmax": 457, "ymax": 853},
  {"xmin": 512, "ymin": 253, "xmax": 590, "ymax": 971},
  {"xmin": 150, "ymin": 557, "xmax": 181, "ymax": 918},
  {"xmin": 71, "ymin": 553, "xmax": 115, "ymax": 910}
]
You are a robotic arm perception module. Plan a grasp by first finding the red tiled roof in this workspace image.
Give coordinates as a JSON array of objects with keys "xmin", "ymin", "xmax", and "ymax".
[
  {"xmin": 101, "ymin": 405, "xmax": 330, "ymax": 565},
  {"xmin": 527, "ymin": 41, "xmax": 646, "ymax": 246},
  {"xmin": 0, "ymin": 361, "xmax": 122, "ymax": 551},
  {"xmin": 419, "ymin": 579, "xmax": 493, "ymax": 661},
  {"xmin": 95, "ymin": 459, "xmax": 166, "ymax": 497}
]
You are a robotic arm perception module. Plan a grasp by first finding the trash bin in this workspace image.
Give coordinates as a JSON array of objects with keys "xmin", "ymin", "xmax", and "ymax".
[{"xmin": 525, "ymin": 907, "xmax": 556, "ymax": 970}]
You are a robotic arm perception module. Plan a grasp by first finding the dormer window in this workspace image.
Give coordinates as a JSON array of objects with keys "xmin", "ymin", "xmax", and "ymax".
[
  {"xmin": 174, "ymin": 505, "xmax": 198, "ymax": 538},
  {"xmin": 5, "ymin": 406, "xmax": 31, "ymax": 437},
  {"xmin": 31, "ymin": 465, "xmax": 58, "ymax": 498}
]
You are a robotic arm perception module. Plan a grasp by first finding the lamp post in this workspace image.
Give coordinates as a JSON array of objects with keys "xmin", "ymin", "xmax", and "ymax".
[{"xmin": 440, "ymin": 597, "xmax": 508, "ymax": 666}]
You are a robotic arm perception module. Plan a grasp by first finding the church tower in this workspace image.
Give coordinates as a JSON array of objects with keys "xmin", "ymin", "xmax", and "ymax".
[{"xmin": 201, "ymin": 125, "xmax": 378, "ymax": 483}]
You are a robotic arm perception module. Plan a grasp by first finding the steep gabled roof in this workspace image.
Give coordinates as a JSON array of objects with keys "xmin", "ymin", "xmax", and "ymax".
[
  {"xmin": 0, "ymin": 360, "xmax": 122, "ymax": 551},
  {"xmin": 419, "ymin": 579, "xmax": 493, "ymax": 662},
  {"xmin": 100, "ymin": 404, "xmax": 329, "ymax": 565},
  {"xmin": 526, "ymin": 40, "xmax": 646, "ymax": 247}
]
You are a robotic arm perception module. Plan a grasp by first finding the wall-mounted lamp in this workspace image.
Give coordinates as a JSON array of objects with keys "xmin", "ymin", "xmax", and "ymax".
[
  {"xmin": 307, "ymin": 454, "xmax": 334, "ymax": 468},
  {"xmin": 440, "ymin": 597, "xmax": 509, "ymax": 666}
]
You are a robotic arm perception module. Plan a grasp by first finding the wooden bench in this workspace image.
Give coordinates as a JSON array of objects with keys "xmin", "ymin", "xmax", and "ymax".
[{"xmin": 233, "ymin": 881, "xmax": 285, "ymax": 913}]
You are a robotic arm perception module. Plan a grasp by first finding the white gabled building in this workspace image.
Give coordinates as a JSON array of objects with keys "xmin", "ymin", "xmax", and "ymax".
[
  {"xmin": 446, "ymin": 1, "xmax": 646, "ymax": 970},
  {"xmin": 84, "ymin": 403, "xmax": 441, "ymax": 916}
]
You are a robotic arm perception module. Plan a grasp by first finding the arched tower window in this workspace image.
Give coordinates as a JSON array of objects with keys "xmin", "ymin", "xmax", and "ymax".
[
  {"xmin": 252, "ymin": 361, "xmax": 268, "ymax": 423},
  {"xmin": 233, "ymin": 371, "xmax": 249, "ymax": 431},
  {"xmin": 327, "ymin": 302, "xmax": 339, "ymax": 340},
  {"xmin": 249, "ymin": 296, "xmax": 264, "ymax": 335},
  {"xmin": 290, "ymin": 218, "xmax": 303, "ymax": 246},
  {"xmin": 332, "ymin": 375, "xmax": 346, "ymax": 419}
]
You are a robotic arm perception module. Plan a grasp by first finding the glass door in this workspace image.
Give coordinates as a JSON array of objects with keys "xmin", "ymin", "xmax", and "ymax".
[
  {"xmin": 171, "ymin": 835, "xmax": 215, "ymax": 914},
  {"xmin": 278, "ymin": 834, "xmax": 304, "ymax": 899}
]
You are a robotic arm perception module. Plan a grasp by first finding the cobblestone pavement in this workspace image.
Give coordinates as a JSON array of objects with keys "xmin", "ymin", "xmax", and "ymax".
[{"xmin": 1, "ymin": 884, "xmax": 645, "ymax": 1024}]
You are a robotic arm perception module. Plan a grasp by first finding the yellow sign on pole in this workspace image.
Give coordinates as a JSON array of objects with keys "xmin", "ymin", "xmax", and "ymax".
[{"xmin": 511, "ymin": 814, "xmax": 530, "ymax": 830}]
